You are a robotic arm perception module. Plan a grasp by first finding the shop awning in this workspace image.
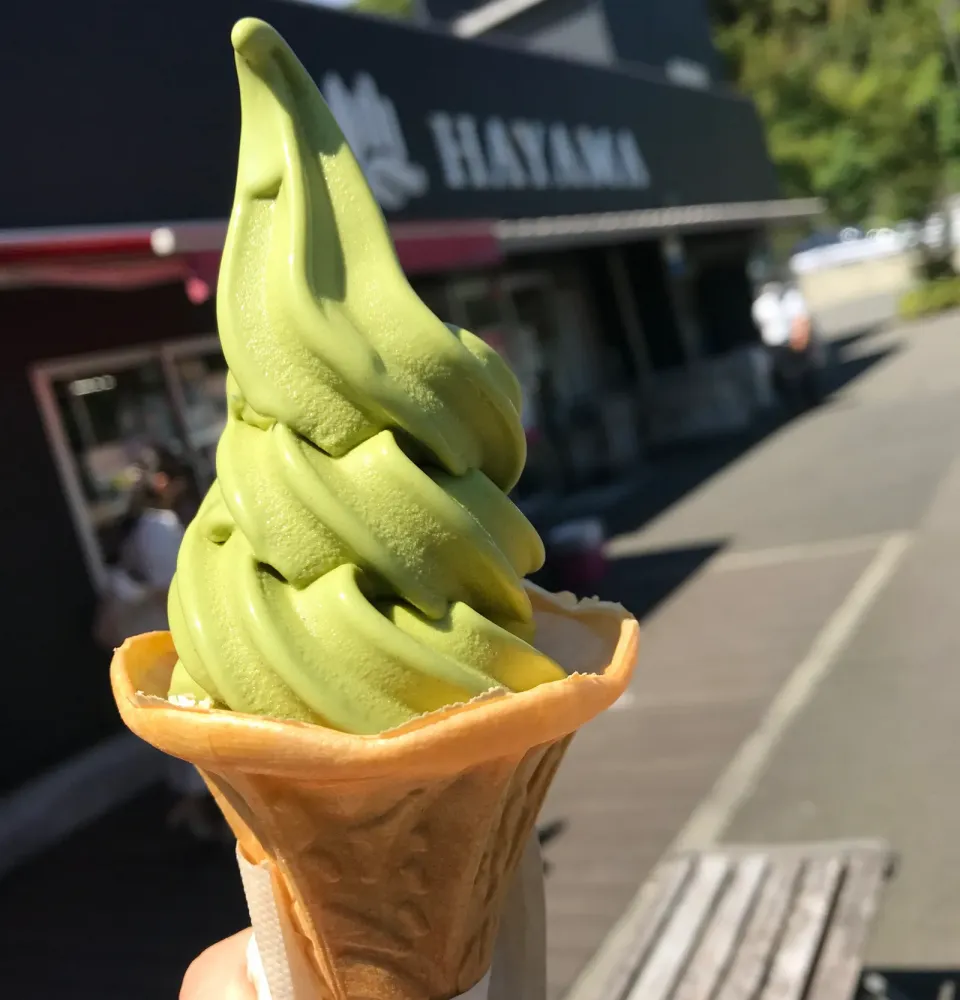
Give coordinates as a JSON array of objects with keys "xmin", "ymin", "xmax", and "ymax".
[
  {"xmin": 0, "ymin": 220, "xmax": 503, "ymax": 295},
  {"xmin": 3, "ymin": 0, "xmax": 786, "ymax": 235},
  {"xmin": 149, "ymin": 220, "xmax": 504, "ymax": 277},
  {"xmin": 149, "ymin": 198, "xmax": 820, "ymax": 262},
  {"xmin": 0, "ymin": 195, "xmax": 820, "ymax": 294},
  {"xmin": 0, "ymin": 226, "xmax": 200, "ymax": 294},
  {"xmin": 494, "ymin": 198, "xmax": 824, "ymax": 252}
]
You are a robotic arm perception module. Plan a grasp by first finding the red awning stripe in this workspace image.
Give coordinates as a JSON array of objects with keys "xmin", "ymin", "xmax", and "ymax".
[
  {"xmin": 0, "ymin": 197, "xmax": 821, "ymax": 288},
  {"xmin": 0, "ymin": 225, "xmax": 158, "ymax": 263},
  {"xmin": 0, "ymin": 256, "xmax": 187, "ymax": 291},
  {"xmin": 0, "ymin": 219, "xmax": 504, "ymax": 283}
]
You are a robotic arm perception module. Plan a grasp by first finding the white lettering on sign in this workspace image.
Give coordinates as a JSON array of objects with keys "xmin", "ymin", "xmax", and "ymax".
[
  {"xmin": 511, "ymin": 121, "xmax": 550, "ymax": 189},
  {"xmin": 454, "ymin": 115, "xmax": 489, "ymax": 188},
  {"xmin": 428, "ymin": 111, "xmax": 650, "ymax": 193},
  {"xmin": 549, "ymin": 123, "xmax": 587, "ymax": 188},
  {"xmin": 427, "ymin": 112, "xmax": 468, "ymax": 189},
  {"xmin": 485, "ymin": 117, "xmax": 527, "ymax": 189},
  {"xmin": 321, "ymin": 70, "xmax": 651, "ymax": 204},
  {"xmin": 616, "ymin": 131, "xmax": 652, "ymax": 188}
]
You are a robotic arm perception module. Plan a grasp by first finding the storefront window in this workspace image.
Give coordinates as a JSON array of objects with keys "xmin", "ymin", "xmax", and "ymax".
[
  {"xmin": 172, "ymin": 351, "xmax": 228, "ymax": 486},
  {"xmin": 409, "ymin": 279, "xmax": 452, "ymax": 324},
  {"xmin": 33, "ymin": 337, "xmax": 223, "ymax": 587},
  {"xmin": 458, "ymin": 289, "xmax": 505, "ymax": 333},
  {"xmin": 50, "ymin": 360, "xmax": 182, "ymax": 532}
]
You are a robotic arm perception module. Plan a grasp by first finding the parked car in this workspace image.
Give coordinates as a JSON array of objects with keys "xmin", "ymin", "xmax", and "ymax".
[{"xmin": 791, "ymin": 230, "xmax": 843, "ymax": 256}]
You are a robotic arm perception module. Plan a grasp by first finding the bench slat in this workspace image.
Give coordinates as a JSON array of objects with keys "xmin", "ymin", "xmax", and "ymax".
[
  {"xmin": 585, "ymin": 857, "xmax": 695, "ymax": 1000},
  {"xmin": 806, "ymin": 851, "xmax": 888, "ymax": 1000},
  {"xmin": 760, "ymin": 858, "xmax": 844, "ymax": 1000},
  {"xmin": 626, "ymin": 855, "xmax": 730, "ymax": 1000},
  {"xmin": 590, "ymin": 842, "xmax": 892, "ymax": 1000},
  {"xmin": 714, "ymin": 857, "xmax": 804, "ymax": 1000},
  {"xmin": 674, "ymin": 854, "xmax": 769, "ymax": 1000}
]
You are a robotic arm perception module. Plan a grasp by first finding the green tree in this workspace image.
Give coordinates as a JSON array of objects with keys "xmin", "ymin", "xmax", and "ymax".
[
  {"xmin": 351, "ymin": 0, "xmax": 417, "ymax": 18},
  {"xmin": 710, "ymin": 0, "xmax": 960, "ymax": 226}
]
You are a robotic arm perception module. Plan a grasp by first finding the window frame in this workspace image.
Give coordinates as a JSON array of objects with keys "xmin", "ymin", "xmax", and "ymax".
[{"xmin": 31, "ymin": 334, "xmax": 220, "ymax": 591}]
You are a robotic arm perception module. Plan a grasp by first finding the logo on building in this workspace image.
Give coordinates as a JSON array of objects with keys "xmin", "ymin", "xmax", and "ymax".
[
  {"xmin": 322, "ymin": 71, "xmax": 653, "ymax": 206},
  {"xmin": 322, "ymin": 71, "xmax": 430, "ymax": 211}
]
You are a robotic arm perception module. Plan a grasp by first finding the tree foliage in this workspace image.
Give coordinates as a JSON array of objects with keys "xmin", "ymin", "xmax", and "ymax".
[
  {"xmin": 709, "ymin": 0, "xmax": 960, "ymax": 225},
  {"xmin": 351, "ymin": 0, "xmax": 417, "ymax": 18}
]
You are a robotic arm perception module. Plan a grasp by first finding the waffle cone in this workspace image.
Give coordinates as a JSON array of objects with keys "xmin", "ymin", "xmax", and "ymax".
[{"xmin": 111, "ymin": 583, "xmax": 637, "ymax": 1000}]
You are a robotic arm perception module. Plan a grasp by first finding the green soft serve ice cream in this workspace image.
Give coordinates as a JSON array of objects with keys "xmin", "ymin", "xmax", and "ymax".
[{"xmin": 166, "ymin": 18, "xmax": 565, "ymax": 734}]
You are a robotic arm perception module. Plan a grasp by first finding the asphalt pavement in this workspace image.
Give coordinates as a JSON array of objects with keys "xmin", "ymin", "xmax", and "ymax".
[
  {"xmin": 719, "ymin": 308, "xmax": 960, "ymax": 968},
  {"xmin": 544, "ymin": 300, "xmax": 960, "ymax": 997}
]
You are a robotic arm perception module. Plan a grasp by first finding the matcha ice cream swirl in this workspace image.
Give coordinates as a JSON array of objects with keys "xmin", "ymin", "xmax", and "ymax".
[{"xmin": 167, "ymin": 19, "xmax": 565, "ymax": 734}]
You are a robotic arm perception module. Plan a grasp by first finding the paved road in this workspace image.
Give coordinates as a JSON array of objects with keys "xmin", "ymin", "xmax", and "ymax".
[
  {"xmin": 544, "ymin": 303, "xmax": 960, "ymax": 997},
  {"xmin": 720, "ymin": 309, "xmax": 960, "ymax": 967}
]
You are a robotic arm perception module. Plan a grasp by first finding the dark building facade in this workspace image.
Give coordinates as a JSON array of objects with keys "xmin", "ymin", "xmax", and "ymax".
[
  {"xmin": 602, "ymin": 0, "xmax": 724, "ymax": 83},
  {"xmin": 429, "ymin": 0, "xmax": 723, "ymax": 84},
  {"xmin": 0, "ymin": 0, "xmax": 815, "ymax": 804}
]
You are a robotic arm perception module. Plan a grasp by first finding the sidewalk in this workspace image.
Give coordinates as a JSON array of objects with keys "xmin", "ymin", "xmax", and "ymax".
[
  {"xmin": 539, "ymin": 538, "xmax": 878, "ymax": 1000},
  {"xmin": 723, "ymin": 454, "xmax": 960, "ymax": 968},
  {"xmin": 0, "ymin": 788, "xmax": 246, "ymax": 999}
]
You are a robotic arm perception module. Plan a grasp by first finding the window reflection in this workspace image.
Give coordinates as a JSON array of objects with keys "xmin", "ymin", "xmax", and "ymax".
[
  {"xmin": 41, "ymin": 343, "xmax": 228, "ymax": 581},
  {"xmin": 52, "ymin": 361, "xmax": 181, "ymax": 525},
  {"xmin": 174, "ymin": 352, "xmax": 228, "ymax": 488}
]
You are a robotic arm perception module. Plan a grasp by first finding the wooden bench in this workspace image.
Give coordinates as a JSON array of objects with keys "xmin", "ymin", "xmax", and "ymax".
[{"xmin": 572, "ymin": 840, "xmax": 896, "ymax": 1000}]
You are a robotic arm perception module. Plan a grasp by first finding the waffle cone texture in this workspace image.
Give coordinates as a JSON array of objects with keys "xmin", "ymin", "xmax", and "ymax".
[{"xmin": 111, "ymin": 583, "xmax": 638, "ymax": 1000}]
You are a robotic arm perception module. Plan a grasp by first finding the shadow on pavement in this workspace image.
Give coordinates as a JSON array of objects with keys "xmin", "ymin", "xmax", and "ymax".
[
  {"xmin": 595, "ymin": 542, "xmax": 725, "ymax": 621},
  {"xmin": 826, "ymin": 321, "xmax": 890, "ymax": 357},
  {"xmin": 549, "ymin": 331, "xmax": 900, "ymax": 547},
  {"xmin": 0, "ymin": 789, "xmax": 247, "ymax": 1000},
  {"xmin": 860, "ymin": 969, "xmax": 960, "ymax": 1000},
  {"xmin": 821, "ymin": 340, "xmax": 900, "ymax": 397}
]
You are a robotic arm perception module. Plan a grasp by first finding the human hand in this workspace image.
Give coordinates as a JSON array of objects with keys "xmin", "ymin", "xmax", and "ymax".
[
  {"xmin": 181, "ymin": 929, "xmax": 258, "ymax": 1000},
  {"xmin": 789, "ymin": 316, "xmax": 811, "ymax": 353}
]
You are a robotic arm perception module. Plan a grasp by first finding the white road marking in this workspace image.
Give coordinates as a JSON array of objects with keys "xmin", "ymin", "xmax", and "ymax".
[
  {"xmin": 708, "ymin": 533, "xmax": 894, "ymax": 572},
  {"xmin": 670, "ymin": 530, "xmax": 912, "ymax": 850},
  {"xmin": 606, "ymin": 532, "xmax": 894, "ymax": 573},
  {"xmin": 565, "ymin": 531, "xmax": 912, "ymax": 1000}
]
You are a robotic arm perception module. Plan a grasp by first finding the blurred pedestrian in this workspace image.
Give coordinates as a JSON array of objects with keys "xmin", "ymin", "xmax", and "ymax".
[
  {"xmin": 752, "ymin": 279, "xmax": 824, "ymax": 411},
  {"xmin": 94, "ymin": 444, "xmax": 228, "ymax": 844}
]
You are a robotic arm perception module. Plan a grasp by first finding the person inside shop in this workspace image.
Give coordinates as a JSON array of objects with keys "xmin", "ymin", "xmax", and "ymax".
[
  {"xmin": 94, "ymin": 444, "xmax": 228, "ymax": 845},
  {"xmin": 751, "ymin": 278, "xmax": 824, "ymax": 411}
]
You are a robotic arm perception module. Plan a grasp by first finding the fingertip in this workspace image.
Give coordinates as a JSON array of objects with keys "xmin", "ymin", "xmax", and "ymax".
[{"xmin": 181, "ymin": 928, "xmax": 256, "ymax": 1000}]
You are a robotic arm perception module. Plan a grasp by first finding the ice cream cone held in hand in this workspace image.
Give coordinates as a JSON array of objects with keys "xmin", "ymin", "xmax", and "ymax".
[{"xmin": 111, "ymin": 17, "xmax": 638, "ymax": 1000}]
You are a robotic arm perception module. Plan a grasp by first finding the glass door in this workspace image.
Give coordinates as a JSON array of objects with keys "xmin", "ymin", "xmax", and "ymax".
[
  {"xmin": 32, "ymin": 335, "xmax": 222, "ymax": 588},
  {"xmin": 501, "ymin": 275, "xmax": 570, "ymax": 494},
  {"xmin": 36, "ymin": 350, "xmax": 187, "ymax": 584},
  {"xmin": 447, "ymin": 275, "xmax": 569, "ymax": 497},
  {"xmin": 163, "ymin": 340, "xmax": 229, "ymax": 490}
]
